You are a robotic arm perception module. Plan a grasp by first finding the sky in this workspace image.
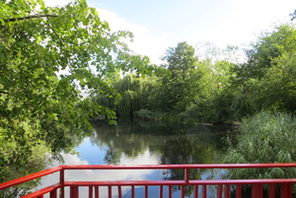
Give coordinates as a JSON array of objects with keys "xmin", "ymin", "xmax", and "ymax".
[{"xmin": 46, "ymin": 0, "xmax": 295, "ymax": 64}]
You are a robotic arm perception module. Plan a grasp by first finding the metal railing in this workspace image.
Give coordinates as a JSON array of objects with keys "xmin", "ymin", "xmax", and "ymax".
[{"xmin": 1, "ymin": 163, "xmax": 296, "ymax": 198}]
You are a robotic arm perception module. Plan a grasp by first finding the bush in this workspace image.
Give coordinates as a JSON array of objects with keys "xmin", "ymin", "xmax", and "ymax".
[
  {"xmin": 134, "ymin": 109, "xmax": 161, "ymax": 120},
  {"xmin": 224, "ymin": 111, "xmax": 296, "ymax": 179}
]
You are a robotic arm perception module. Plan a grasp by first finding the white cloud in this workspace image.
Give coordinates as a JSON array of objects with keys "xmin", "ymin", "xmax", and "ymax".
[
  {"xmin": 191, "ymin": 0, "xmax": 295, "ymax": 48},
  {"xmin": 96, "ymin": 8, "xmax": 173, "ymax": 64},
  {"xmin": 35, "ymin": 151, "xmax": 160, "ymax": 197},
  {"xmin": 45, "ymin": 0, "xmax": 172, "ymax": 64},
  {"xmin": 119, "ymin": 150, "xmax": 160, "ymax": 165}
]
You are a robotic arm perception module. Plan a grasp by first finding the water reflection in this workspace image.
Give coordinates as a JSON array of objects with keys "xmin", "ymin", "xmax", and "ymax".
[
  {"xmin": 0, "ymin": 145, "xmax": 49, "ymax": 198},
  {"xmin": 2, "ymin": 122, "xmax": 232, "ymax": 197},
  {"xmin": 90, "ymin": 122, "xmax": 230, "ymax": 167},
  {"xmin": 36, "ymin": 151, "xmax": 162, "ymax": 198},
  {"xmin": 85, "ymin": 122, "xmax": 231, "ymax": 197}
]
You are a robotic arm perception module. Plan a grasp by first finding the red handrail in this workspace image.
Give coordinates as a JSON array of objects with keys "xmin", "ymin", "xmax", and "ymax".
[
  {"xmin": 61, "ymin": 163, "xmax": 296, "ymax": 169},
  {"xmin": 1, "ymin": 163, "xmax": 296, "ymax": 198},
  {"xmin": 0, "ymin": 166, "xmax": 62, "ymax": 190}
]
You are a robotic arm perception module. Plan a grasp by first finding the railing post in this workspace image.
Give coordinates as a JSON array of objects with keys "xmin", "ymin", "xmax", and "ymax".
[
  {"xmin": 202, "ymin": 185, "xmax": 207, "ymax": 198},
  {"xmin": 60, "ymin": 169, "xmax": 64, "ymax": 198},
  {"xmin": 95, "ymin": 186, "xmax": 99, "ymax": 198},
  {"xmin": 268, "ymin": 184, "xmax": 275, "ymax": 198},
  {"xmin": 118, "ymin": 185, "xmax": 122, "ymax": 198},
  {"xmin": 168, "ymin": 185, "xmax": 172, "ymax": 198},
  {"xmin": 183, "ymin": 168, "xmax": 190, "ymax": 198},
  {"xmin": 217, "ymin": 185, "xmax": 222, "ymax": 198},
  {"xmin": 145, "ymin": 185, "xmax": 148, "ymax": 198},
  {"xmin": 159, "ymin": 185, "xmax": 163, "ymax": 198},
  {"xmin": 88, "ymin": 186, "xmax": 93, "ymax": 198},
  {"xmin": 50, "ymin": 189, "xmax": 57, "ymax": 198},
  {"xmin": 70, "ymin": 186, "xmax": 79, "ymax": 198},
  {"xmin": 181, "ymin": 185, "xmax": 185, "ymax": 198},
  {"xmin": 194, "ymin": 185, "xmax": 198, "ymax": 198},
  {"xmin": 236, "ymin": 184, "xmax": 242, "ymax": 198},
  {"xmin": 281, "ymin": 183, "xmax": 292, "ymax": 198},
  {"xmin": 74, "ymin": 186, "xmax": 79, "ymax": 198},
  {"xmin": 131, "ymin": 185, "xmax": 135, "ymax": 198},
  {"xmin": 108, "ymin": 186, "xmax": 112, "ymax": 198},
  {"xmin": 184, "ymin": 168, "xmax": 190, "ymax": 184},
  {"xmin": 252, "ymin": 184, "xmax": 263, "ymax": 198},
  {"xmin": 224, "ymin": 185, "xmax": 230, "ymax": 198},
  {"xmin": 70, "ymin": 186, "xmax": 75, "ymax": 198}
]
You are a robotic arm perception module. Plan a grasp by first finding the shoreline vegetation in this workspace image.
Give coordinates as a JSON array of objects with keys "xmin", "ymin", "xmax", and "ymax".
[{"xmin": 0, "ymin": 0, "xmax": 296, "ymax": 196}]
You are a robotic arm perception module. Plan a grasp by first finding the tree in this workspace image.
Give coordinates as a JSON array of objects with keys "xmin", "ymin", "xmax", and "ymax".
[
  {"xmin": 223, "ymin": 24, "xmax": 296, "ymax": 120},
  {"xmin": 253, "ymin": 51, "xmax": 296, "ymax": 112},
  {"xmin": 235, "ymin": 25, "xmax": 296, "ymax": 80},
  {"xmin": 160, "ymin": 42, "xmax": 202, "ymax": 111},
  {"xmin": 0, "ymin": 0, "xmax": 151, "ymax": 181}
]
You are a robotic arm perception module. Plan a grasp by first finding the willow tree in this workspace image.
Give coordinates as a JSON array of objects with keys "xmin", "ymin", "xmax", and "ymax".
[
  {"xmin": 112, "ymin": 74, "xmax": 160, "ymax": 121},
  {"xmin": 0, "ymin": 0, "xmax": 151, "ymax": 181}
]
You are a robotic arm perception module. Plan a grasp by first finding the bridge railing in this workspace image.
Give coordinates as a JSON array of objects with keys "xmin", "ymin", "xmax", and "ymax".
[{"xmin": 1, "ymin": 163, "xmax": 296, "ymax": 198}]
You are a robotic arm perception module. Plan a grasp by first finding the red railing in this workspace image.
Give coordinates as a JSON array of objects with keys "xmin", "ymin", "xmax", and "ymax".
[{"xmin": 1, "ymin": 163, "xmax": 296, "ymax": 198}]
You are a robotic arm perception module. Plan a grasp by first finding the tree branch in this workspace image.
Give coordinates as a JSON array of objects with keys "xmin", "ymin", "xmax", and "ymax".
[{"xmin": 5, "ymin": 14, "xmax": 58, "ymax": 22}]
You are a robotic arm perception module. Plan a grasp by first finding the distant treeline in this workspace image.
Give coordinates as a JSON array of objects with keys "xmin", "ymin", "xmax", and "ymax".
[{"xmin": 94, "ymin": 24, "xmax": 296, "ymax": 124}]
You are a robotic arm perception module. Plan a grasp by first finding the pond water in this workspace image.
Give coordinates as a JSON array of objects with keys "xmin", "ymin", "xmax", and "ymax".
[{"xmin": 35, "ymin": 121, "xmax": 234, "ymax": 198}]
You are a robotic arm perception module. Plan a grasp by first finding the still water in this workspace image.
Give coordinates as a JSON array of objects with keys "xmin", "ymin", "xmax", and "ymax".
[{"xmin": 37, "ymin": 122, "xmax": 234, "ymax": 197}]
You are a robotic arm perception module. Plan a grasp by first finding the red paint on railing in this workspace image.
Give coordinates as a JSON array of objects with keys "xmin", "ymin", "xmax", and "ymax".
[
  {"xmin": 0, "ymin": 166, "xmax": 62, "ymax": 190},
  {"xmin": 21, "ymin": 184, "xmax": 61, "ymax": 198},
  {"xmin": 0, "ymin": 164, "xmax": 296, "ymax": 198}
]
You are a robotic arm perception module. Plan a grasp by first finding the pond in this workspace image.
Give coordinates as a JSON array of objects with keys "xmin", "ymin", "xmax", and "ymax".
[{"xmin": 33, "ymin": 121, "xmax": 234, "ymax": 198}]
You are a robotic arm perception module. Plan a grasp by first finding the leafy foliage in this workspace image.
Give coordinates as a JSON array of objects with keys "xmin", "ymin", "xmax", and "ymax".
[
  {"xmin": 224, "ymin": 111, "xmax": 296, "ymax": 179},
  {"xmin": 108, "ymin": 24, "xmax": 296, "ymax": 124},
  {"xmin": 0, "ymin": 0, "xmax": 152, "ymax": 181},
  {"xmin": 235, "ymin": 25, "xmax": 296, "ymax": 80},
  {"xmin": 160, "ymin": 42, "xmax": 202, "ymax": 112}
]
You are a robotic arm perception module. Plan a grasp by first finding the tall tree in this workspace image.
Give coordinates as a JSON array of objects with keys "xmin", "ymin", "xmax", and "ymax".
[
  {"xmin": 0, "ymin": 0, "xmax": 150, "ymax": 180},
  {"xmin": 160, "ymin": 42, "xmax": 201, "ymax": 111},
  {"xmin": 236, "ymin": 25, "xmax": 296, "ymax": 80}
]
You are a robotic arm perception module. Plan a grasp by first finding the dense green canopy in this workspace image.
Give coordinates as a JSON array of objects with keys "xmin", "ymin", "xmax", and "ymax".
[
  {"xmin": 106, "ymin": 24, "xmax": 296, "ymax": 123},
  {"xmin": 0, "ymin": 0, "xmax": 152, "ymax": 181}
]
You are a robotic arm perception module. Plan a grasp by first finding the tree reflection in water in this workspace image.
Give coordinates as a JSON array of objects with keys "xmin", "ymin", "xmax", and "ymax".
[
  {"xmin": 91, "ymin": 121, "xmax": 233, "ymax": 196},
  {"xmin": 1, "ymin": 122, "xmax": 233, "ymax": 197},
  {"xmin": 0, "ymin": 145, "xmax": 49, "ymax": 198}
]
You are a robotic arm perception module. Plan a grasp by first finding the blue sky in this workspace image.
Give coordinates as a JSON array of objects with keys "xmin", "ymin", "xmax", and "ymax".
[
  {"xmin": 47, "ymin": 0, "xmax": 295, "ymax": 63},
  {"xmin": 89, "ymin": 0, "xmax": 237, "ymax": 35}
]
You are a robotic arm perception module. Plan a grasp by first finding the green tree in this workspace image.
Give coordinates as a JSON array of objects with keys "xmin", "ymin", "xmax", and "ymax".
[
  {"xmin": 112, "ymin": 74, "xmax": 160, "ymax": 121},
  {"xmin": 179, "ymin": 58, "xmax": 237, "ymax": 123},
  {"xmin": 0, "ymin": 0, "xmax": 151, "ymax": 181},
  {"xmin": 236, "ymin": 25, "xmax": 296, "ymax": 80},
  {"xmin": 217, "ymin": 24, "xmax": 296, "ymax": 121},
  {"xmin": 160, "ymin": 42, "xmax": 202, "ymax": 112},
  {"xmin": 253, "ymin": 51, "xmax": 296, "ymax": 112}
]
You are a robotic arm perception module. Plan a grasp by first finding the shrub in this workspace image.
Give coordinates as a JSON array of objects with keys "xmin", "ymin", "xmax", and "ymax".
[{"xmin": 224, "ymin": 111, "xmax": 296, "ymax": 179}]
